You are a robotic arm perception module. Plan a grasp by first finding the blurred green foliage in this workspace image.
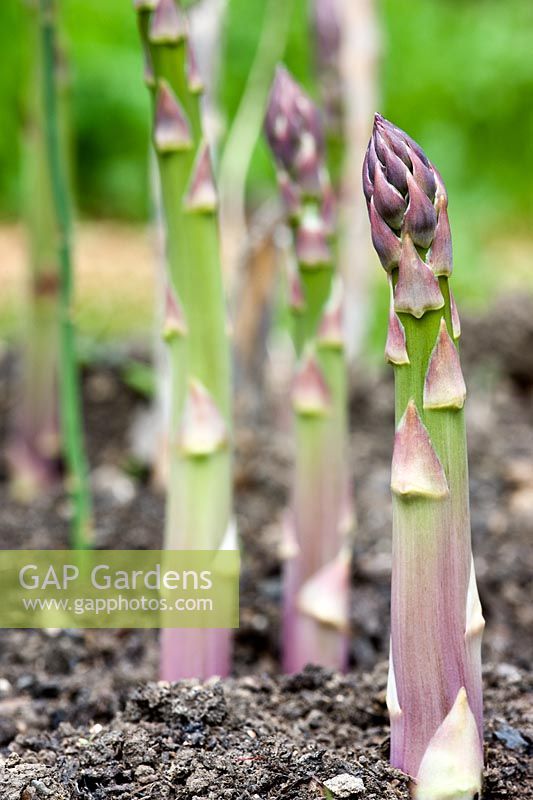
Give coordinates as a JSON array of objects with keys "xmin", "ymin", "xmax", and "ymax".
[
  {"xmin": 0, "ymin": 0, "xmax": 151, "ymax": 220},
  {"xmin": 0, "ymin": 0, "xmax": 531, "ymax": 225},
  {"xmin": 61, "ymin": 1, "xmax": 152, "ymax": 219},
  {"xmin": 0, "ymin": 0, "xmax": 531, "ymax": 350},
  {"xmin": 0, "ymin": 1, "xmax": 29, "ymax": 216},
  {"xmin": 381, "ymin": 0, "xmax": 533, "ymax": 222}
]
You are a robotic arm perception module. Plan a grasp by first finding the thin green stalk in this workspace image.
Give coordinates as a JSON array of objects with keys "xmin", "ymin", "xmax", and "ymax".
[
  {"xmin": 39, "ymin": 0, "xmax": 92, "ymax": 549},
  {"xmin": 364, "ymin": 115, "xmax": 483, "ymax": 799},
  {"xmin": 265, "ymin": 67, "xmax": 351, "ymax": 672},
  {"xmin": 218, "ymin": 0, "xmax": 296, "ymax": 280},
  {"xmin": 136, "ymin": 0, "xmax": 233, "ymax": 680}
]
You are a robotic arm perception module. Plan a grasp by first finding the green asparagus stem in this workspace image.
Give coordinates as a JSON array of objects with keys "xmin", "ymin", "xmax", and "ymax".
[
  {"xmin": 363, "ymin": 115, "xmax": 483, "ymax": 798},
  {"xmin": 39, "ymin": 0, "xmax": 92, "ymax": 549},
  {"xmin": 135, "ymin": 0, "xmax": 233, "ymax": 680},
  {"xmin": 265, "ymin": 67, "xmax": 352, "ymax": 672},
  {"xmin": 8, "ymin": 2, "xmax": 65, "ymax": 499}
]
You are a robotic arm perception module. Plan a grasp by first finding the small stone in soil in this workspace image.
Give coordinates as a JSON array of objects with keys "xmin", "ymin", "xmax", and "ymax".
[
  {"xmin": 494, "ymin": 724, "xmax": 529, "ymax": 752},
  {"xmin": 324, "ymin": 773, "xmax": 365, "ymax": 797},
  {"xmin": 92, "ymin": 465, "xmax": 136, "ymax": 505},
  {"xmin": 135, "ymin": 764, "xmax": 156, "ymax": 784}
]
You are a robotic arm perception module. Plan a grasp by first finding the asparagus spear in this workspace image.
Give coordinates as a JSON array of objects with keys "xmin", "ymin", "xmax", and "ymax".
[
  {"xmin": 363, "ymin": 114, "xmax": 483, "ymax": 798},
  {"xmin": 135, "ymin": 0, "xmax": 234, "ymax": 680},
  {"xmin": 265, "ymin": 67, "xmax": 351, "ymax": 672},
  {"xmin": 311, "ymin": 0, "xmax": 344, "ymax": 174},
  {"xmin": 39, "ymin": 0, "xmax": 92, "ymax": 548},
  {"xmin": 8, "ymin": 0, "xmax": 66, "ymax": 500}
]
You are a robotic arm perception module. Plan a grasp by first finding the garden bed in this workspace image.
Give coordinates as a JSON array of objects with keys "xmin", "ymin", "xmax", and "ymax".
[
  {"xmin": 0, "ymin": 297, "xmax": 531, "ymax": 797},
  {"xmin": 0, "ymin": 662, "xmax": 530, "ymax": 799}
]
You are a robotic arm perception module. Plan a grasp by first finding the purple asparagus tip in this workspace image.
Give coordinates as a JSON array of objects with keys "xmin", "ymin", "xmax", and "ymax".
[
  {"xmin": 363, "ymin": 115, "xmax": 451, "ymax": 277},
  {"xmin": 364, "ymin": 115, "xmax": 453, "ymax": 319},
  {"xmin": 265, "ymin": 66, "xmax": 325, "ymax": 196}
]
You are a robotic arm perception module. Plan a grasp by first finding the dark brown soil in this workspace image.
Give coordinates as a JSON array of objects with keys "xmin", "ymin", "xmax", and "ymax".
[
  {"xmin": 0, "ymin": 295, "xmax": 532, "ymax": 797},
  {"xmin": 0, "ymin": 661, "xmax": 531, "ymax": 799}
]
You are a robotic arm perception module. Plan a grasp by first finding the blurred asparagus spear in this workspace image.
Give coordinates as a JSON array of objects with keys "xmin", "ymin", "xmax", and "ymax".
[
  {"xmin": 135, "ymin": 0, "xmax": 234, "ymax": 680},
  {"xmin": 8, "ymin": 0, "xmax": 66, "ymax": 500},
  {"xmin": 311, "ymin": 0, "xmax": 344, "ymax": 182},
  {"xmin": 265, "ymin": 67, "xmax": 352, "ymax": 672},
  {"xmin": 363, "ymin": 114, "xmax": 483, "ymax": 799}
]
